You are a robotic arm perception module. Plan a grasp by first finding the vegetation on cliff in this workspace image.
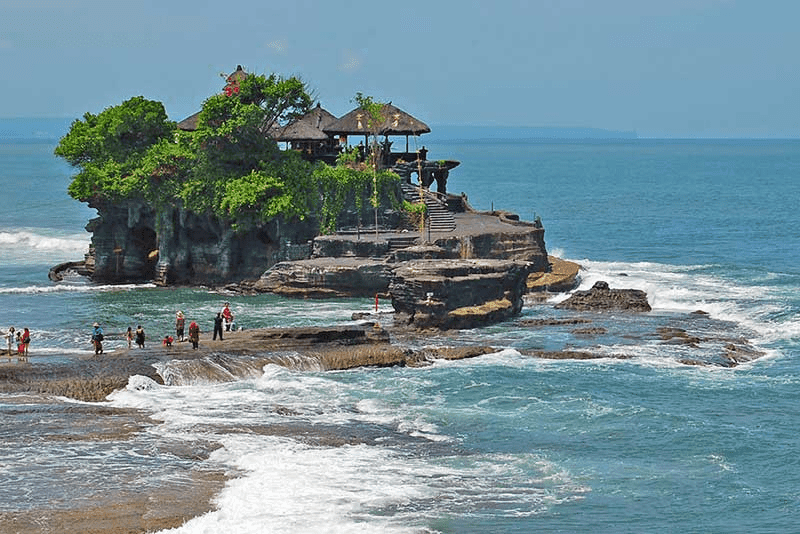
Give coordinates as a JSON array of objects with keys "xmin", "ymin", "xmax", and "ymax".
[{"xmin": 55, "ymin": 71, "xmax": 401, "ymax": 234}]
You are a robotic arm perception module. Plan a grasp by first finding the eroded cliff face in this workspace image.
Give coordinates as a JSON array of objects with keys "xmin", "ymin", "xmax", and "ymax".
[
  {"xmin": 87, "ymin": 199, "xmax": 159, "ymax": 283},
  {"xmin": 389, "ymin": 259, "xmax": 534, "ymax": 329},
  {"xmin": 87, "ymin": 199, "xmax": 318, "ymax": 285}
]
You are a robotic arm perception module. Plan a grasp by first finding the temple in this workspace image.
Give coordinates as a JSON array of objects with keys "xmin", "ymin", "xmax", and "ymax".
[{"xmin": 178, "ymin": 65, "xmax": 460, "ymax": 195}]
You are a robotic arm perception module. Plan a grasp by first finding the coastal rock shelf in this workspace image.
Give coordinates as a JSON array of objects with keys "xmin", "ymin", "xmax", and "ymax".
[
  {"xmin": 253, "ymin": 258, "xmax": 393, "ymax": 298},
  {"xmin": 0, "ymin": 324, "xmax": 495, "ymax": 401}
]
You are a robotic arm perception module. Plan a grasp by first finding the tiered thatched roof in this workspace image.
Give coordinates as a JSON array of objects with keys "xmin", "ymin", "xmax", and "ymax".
[
  {"xmin": 272, "ymin": 103, "xmax": 337, "ymax": 141},
  {"xmin": 324, "ymin": 103, "xmax": 430, "ymax": 136}
]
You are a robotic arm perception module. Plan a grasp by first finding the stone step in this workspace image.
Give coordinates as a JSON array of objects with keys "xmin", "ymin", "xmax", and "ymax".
[
  {"xmin": 154, "ymin": 262, "xmax": 169, "ymax": 286},
  {"xmin": 388, "ymin": 236, "xmax": 419, "ymax": 251},
  {"xmin": 401, "ymin": 183, "xmax": 455, "ymax": 232}
]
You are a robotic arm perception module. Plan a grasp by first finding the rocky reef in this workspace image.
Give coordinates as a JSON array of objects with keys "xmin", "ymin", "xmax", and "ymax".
[{"xmin": 555, "ymin": 280, "xmax": 652, "ymax": 312}]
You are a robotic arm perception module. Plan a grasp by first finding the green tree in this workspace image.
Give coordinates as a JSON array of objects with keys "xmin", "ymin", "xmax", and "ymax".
[
  {"xmin": 55, "ymin": 71, "xmax": 404, "ymax": 238},
  {"xmin": 55, "ymin": 96, "xmax": 175, "ymax": 201},
  {"xmin": 187, "ymin": 70, "xmax": 315, "ymax": 217},
  {"xmin": 235, "ymin": 72, "xmax": 313, "ymax": 133}
]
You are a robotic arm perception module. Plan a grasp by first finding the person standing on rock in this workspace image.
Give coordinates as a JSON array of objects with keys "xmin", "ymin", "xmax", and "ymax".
[
  {"xmin": 188, "ymin": 321, "xmax": 200, "ymax": 349},
  {"xmin": 135, "ymin": 325, "xmax": 146, "ymax": 348},
  {"xmin": 175, "ymin": 311, "xmax": 185, "ymax": 342},
  {"xmin": 91, "ymin": 322, "xmax": 104, "ymax": 355},
  {"xmin": 126, "ymin": 326, "xmax": 133, "ymax": 348},
  {"xmin": 21, "ymin": 328, "xmax": 31, "ymax": 356},
  {"xmin": 5, "ymin": 326, "xmax": 15, "ymax": 356},
  {"xmin": 213, "ymin": 312, "xmax": 224, "ymax": 341},
  {"xmin": 221, "ymin": 303, "xmax": 234, "ymax": 332}
]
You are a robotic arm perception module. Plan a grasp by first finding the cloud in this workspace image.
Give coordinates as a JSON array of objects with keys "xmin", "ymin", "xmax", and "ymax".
[
  {"xmin": 340, "ymin": 50, "xmax": 360, "ymax": 72},
  {"xmin": 267, "ymin": 39, "xmax": 287, "ymax": 53}
]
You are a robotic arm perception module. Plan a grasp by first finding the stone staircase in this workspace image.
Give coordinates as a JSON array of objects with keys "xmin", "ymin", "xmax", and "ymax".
[
  {"xmin": 154, "ymin": 261, "xmax": 169, "ymax": 286},
  {"xmin": 400, "ymin": 183, "xmax": 456, "ymax": 233},
  {"xmin": 388, "ymin": 235, "xmax": 419, "ymax": 251}
]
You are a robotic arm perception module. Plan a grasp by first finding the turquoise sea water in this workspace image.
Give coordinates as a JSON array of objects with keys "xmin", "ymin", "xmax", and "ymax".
[{"xmin": 1, "ymin": 125, "xmax": 799, "ymax": 533}]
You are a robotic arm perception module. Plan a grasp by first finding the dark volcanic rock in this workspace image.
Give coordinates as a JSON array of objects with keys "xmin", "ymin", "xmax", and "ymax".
[
  {"xmin": 555, "ymin": 281, "xmax": 651, "ymax": 312},
  {"xmin": 571, "ymin": 326, "xmax": 608, "ymax": 336},
  {"xmin": 389, "ymin": 259, "xmax": 533, "ymax": 329},
  {"xmin": 657, "ymin": 327, "xmax": 702, "ymax": 346},
  {"xmin": 253, "ymin": 258, "xmax": 394, "ymax": 298},
  {"xmin": 723, "ymin": 342, "xmax": 764, "ymax": 366},
  {"xmin": 518, "ymin": 349, "xmax": 627, "ymax": 360},
  {"xmin": 84, "ymin": 198, "xmax": 321, "ymax": 285},
  {"xmin": 518, "ymin": 318, "xmax": 593, "ymax": 327}
]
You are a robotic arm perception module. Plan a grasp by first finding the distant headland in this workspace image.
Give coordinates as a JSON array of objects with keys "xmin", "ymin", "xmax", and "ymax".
[{"xmin": 427, "ymin": 125, "xmax": 638, "ymax": 141}]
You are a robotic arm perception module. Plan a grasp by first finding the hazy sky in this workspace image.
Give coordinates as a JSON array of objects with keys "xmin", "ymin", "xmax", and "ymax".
[{"xmin": 2, "ymin": 0, "xmax": 798, "ymax": 137}]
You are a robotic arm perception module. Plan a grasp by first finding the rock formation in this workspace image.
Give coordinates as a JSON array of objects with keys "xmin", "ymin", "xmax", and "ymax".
[
  {"xmin": 389, "ymin": 259, "xmax": 534, "ymax": 329},
  {"xmin": 252, "ymin": 258, "xmax": 394, "ymax": 298},
  {"xmin": 555, "ymin": 280, "xmax": 651, "ymax": 312},
  {"xmin": 83, "ymin": 199, "xmax": 320, "ymax": 285}
]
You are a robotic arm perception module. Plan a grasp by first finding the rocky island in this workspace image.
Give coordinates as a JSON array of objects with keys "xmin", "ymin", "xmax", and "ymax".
[
  {"xmin": 4, "ymin": 65, "xmax": 764, "ymax": 428},
  {"xmin": 50, "ymin": 66, "xmax": 572, "ymax": 330}
]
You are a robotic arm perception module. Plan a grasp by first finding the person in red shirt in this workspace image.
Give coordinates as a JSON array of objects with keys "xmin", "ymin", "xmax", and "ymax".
[
  {"xmin": 188, "ymin": 321, "xmax": 200, "ymax": 349},
  {"xmin": 221, "ymin": 303, "xmax": 234, "ymax": 332}
]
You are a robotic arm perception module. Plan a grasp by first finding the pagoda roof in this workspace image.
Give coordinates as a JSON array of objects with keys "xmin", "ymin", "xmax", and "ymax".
[
  {"xmin": 324, "ymin": 103, "xmax": 430, "ymax": 136},
  {"xmin": 273, "ymin": 103, "xmax": 337, "ymax": 141}
]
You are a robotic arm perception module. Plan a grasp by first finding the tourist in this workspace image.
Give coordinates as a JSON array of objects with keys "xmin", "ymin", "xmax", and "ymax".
[
  {"xmin": 5, "ymin": 326, "xmax": 14, "ymax": 356},
  {"xmin": 91, "ymin": 322, "xmax": 104, "ymax": 355},
  {"xmin": 126, "ymin": 326, "xmax": 133, "ymax": 349},
  {"xmin": 213, "ymin": 312, "xmax": 224, "ymax": 341},
  {"xmin": 222, "ymin": 303, "xmax": 234, "ymax": 332},
  {"xmin": 175, "ymin": 311, "xmax": 185, "ymax": 342},
  {"xmin": 135, "ymin": 325, "xmax": 145, "ymax": 348},
  {"xmin": 21, "ymin": 328, "xmax": 30, "ymax": 356},
  {"xmin": 162, "ymin": 335, "xmax": 174, "ymax": 347},
  {"xmin": 188, "ymin": 321, "xmax": 200, "ymax": 349}
]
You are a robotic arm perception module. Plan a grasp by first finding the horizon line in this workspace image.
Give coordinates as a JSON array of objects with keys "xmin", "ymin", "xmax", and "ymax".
[{"xmin": 1, "ymin": 117, "xmax": 798, "ymax": 141}]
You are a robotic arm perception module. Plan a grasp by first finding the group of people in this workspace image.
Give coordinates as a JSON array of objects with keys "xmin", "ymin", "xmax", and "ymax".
[
  {"xmin": 3, "ymin": 303, "xmax": 238, "ymax": 360},
  {"xmin": 4, "ymin": 326, "xmax": 31, "ymax": 359},
  {"xmin": 91, "ymin": 323, "xmax": 145, "ymax": 354},
  {"xmin": 89, "ymin": 302, "xmax": 235, "ymax": 354},
  {"xmin": 174, "ymin": 310, "xmax": 201, "ymax": 349}
]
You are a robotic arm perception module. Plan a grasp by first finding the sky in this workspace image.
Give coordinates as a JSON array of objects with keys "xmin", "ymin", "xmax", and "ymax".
[{"xmin": 1, "ymin": 0, "xmax": 798, "ymax": 138}]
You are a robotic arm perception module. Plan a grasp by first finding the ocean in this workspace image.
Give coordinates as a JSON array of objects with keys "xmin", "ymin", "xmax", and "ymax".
[{"xmin": 1, "ymin": 122, "xmax": 799, "ymax": 533}]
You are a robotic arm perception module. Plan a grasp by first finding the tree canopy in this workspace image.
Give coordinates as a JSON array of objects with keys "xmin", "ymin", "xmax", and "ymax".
[{"xmin": 55, "ymin": 71, "xmax": 401, "ymax": 234}]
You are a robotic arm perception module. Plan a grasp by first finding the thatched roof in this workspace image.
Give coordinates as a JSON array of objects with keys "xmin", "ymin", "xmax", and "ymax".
[
  {"xmin": 324, "ymin": 103, "xmax": 430, "ymax": 136},
  {"xmin": 177, "ymin": 111, "xmax": 201, "ymax": 131},
  {"xmin": 273, "ymin": 104, "xmax": 337, "ymax": 141}
]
